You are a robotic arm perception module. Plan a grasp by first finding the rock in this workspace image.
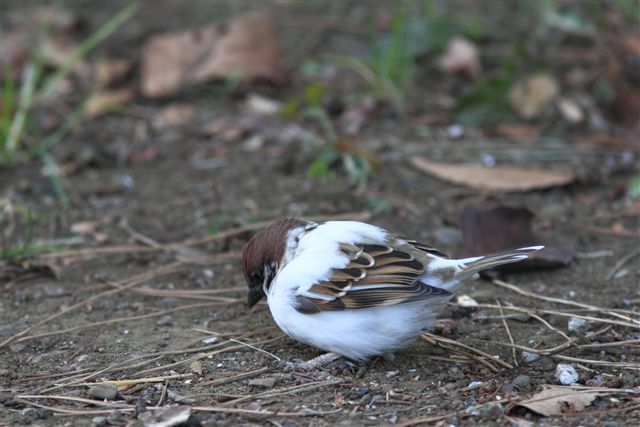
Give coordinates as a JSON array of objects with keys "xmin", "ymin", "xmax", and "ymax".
[
  {"xmin": 247, "ymin": 377, "xmax": 277, "ymax": 388},
  {"xmin": 478, "ymin": 402, "xmax": 504, "ymax": 420},
  {"xmin": 585, "ymin": 374, "xmax": 605, "ymax": 387},
  {"xmin": 555, "ymin": 364, "xmax": 579, "ymax": 385},
  {"xmin": 386, "ymin": 371, "xmax": 398, "ymax": 379},
  {"xmin": 500, "ymin": 383, "xmax": 517, "ymax": 396},
  {"xmin": 513, "ymin": 374, "xmax": 531, "ymax": 389},
  {"xmin": 91, "ymin": 416, "xmax": 108, "ymax": 426},
  {"xmin": 43, "ymin": 285, "xmax": 71, "ymax": 297},
  {"xmin": 10, "ymin": 343, "xmax": 26, "ymax": 353},
  {"xmin": 568, "ymin": 316, "xmax": 590, "ymax": 333},
  {"xmin": 156, "ymin": 315, "xmax": 175, "ymax": 326},
  {"xmin": 88, "ymin": 384, "xmax": 118, "ymax": 400},
  {"xmin": 522, "ymin": 351, "xmax": 540, "ymax": 362}
]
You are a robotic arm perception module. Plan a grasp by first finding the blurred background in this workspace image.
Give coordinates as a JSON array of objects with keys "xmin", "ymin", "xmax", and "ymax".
[{"xmin": 1, "ymin": 1, "xmax": 639, "ymax": 425}]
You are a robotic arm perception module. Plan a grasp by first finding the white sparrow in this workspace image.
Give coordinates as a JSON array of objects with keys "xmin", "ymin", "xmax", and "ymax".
[{"xmin": 242, "ymin": 218, "xmax": 543, "ymax": 361}]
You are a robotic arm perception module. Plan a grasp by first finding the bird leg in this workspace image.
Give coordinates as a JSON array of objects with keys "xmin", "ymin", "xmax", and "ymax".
[{"xmin": 280, "ymin": 352, "xmax": 341, "ymax": 371}]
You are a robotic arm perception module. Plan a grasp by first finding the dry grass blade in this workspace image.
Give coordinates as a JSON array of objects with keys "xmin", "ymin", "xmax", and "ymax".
[
  {"xmin": 198, "ymin": 366, "xmax": 273, "ymax": 387},
  {"xmin": 497, "ymin": 299, "xmax": 518, "ymax": 367},
  {"xmin": 0, "ymin": 262, "xmax": 183, "ymax": 349},
  {"xmin": 491, "ymin": 279, "xmax": 640, "ymax": 324},
  {"xmin": 421, "ymin": 332, "xmax": 513, "ymax": 370},
  {"xmin": 35, "ymin": 211, "xmax": 371, "ymax": 261},
  {"xmin": 219, "ymin": 378, "xmax": 345, "ymax": 407}
]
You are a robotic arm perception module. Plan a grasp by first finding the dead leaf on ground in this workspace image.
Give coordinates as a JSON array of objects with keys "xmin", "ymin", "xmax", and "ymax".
[
  {"xmin": 460, "ymin": 205, "xmax": 574, "ymax": 272},
  {"xmin": 85, "ymin": 88, "xmax": 135, "ymax": 118},
  {"xmin": 488, "ymin": 123, "xmax": 541, "ymax": 141},
  {"xmin": 517, "ymin": 387, "xmax": 602, "ymax": 416},
  {"xmin": 438, "ymin": 36, "xmax": 480, "ymax": 78},
  {"xmin": 71, "ymin": 219, "xmax": 103, "ymax": 234},
  {"xmin": 557, "ymin": 97, "xmax": 584, "ymax": 123},
  {"xmin": 141, "ymin": 12, "xmax": 282, "ymax": 98},
  {"xmin": 200, "ymin": 118, "xmax": 249, "ymax": 141},
  {"xmin": 409, "ymin": 157, "xmax": 574, "ymax": 192},
  {"xmin": 509, "ymin": 73, "xmax": 559, "ymax": 119},
  {"xmin": 96, "ymin": 57, "xmax": 134, "ymax": 87},
  {"xmin": 152, "ymin": 104, "xmax": 196, "ymax": 129}
]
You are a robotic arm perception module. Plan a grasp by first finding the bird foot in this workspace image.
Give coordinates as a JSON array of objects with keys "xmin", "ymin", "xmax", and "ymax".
[
  {"xmin": 278, "ymin": 352, "xmax": 341, "ymax": 371},
  {"xmin": 433, "ymin": 318, "xmax": 458, "ymax": 337}
]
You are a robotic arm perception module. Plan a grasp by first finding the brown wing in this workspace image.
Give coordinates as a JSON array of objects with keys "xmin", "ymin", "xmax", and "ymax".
[{"xmin": 293, "ymin": 242, "xmax": 452, "ymax": 314}]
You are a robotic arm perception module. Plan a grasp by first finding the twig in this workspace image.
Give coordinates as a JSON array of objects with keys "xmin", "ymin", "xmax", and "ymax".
[
  {"xmin": 15, "ymin": 301, "xmax": 233, "ymax": 343},
  {"xmin": 421, "ymin": 332, "xmax": 513, "ymax": 370},
  {"xmin": 198, "ymin": 366, "xmax": 273, "ymax": 387},
  {"xmin": 0, "ymin": 262, "xmax": 182, "ymax": 349},
  {"xmin": 605, "ymin": 246, "xmax": 640, "ymax": 282},
  {"xmin": 490, "ymin": 279, "xmax": 640, "ymax": 325},
  {"xmin": 497, "ymin": 300, "xmax": 518, "ymax": 367}
]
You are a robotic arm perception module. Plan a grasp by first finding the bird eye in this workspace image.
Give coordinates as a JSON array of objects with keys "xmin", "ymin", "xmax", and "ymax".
[{"xmin": 251, "ymin": 271, "xmax": 263, "ymax": 282}]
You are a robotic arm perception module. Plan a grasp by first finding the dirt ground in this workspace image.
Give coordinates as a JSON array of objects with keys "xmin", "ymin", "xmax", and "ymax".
[{"xmin": 1, "ymin": 2, "xmax": 639, "ymax": 426}]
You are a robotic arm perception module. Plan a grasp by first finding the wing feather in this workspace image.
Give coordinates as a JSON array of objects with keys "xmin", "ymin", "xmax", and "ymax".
[{"xmin": 293, "ymin": 241, "xmax": 452, "ymax": 313}]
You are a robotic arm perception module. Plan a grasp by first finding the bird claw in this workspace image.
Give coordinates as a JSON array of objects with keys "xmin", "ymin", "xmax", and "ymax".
[{"xmin": 277, "ymin": 352, "xmax": 341, "ymax": 371}]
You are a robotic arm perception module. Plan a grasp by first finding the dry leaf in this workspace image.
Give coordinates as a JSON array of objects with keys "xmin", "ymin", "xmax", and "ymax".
[
  {"xmin": 517, "ymin": 387, "xmax": 601, "ymax": 416},
  {"xmin": 438, "ymin": 36, "xmax": 480, "ymax": 78},
  {"xmin": 409, "ymin": 157, "xmax": 574, "ymax": 192},
  {"xmin": 71, "ymin": 219, "xmax": 102, "ymax": 234},
  {"xmin": 489, "ymin": 124, "xmax": 541, "ymax": 141},
  {"xmin": 460, "ymin": 206, "xmax": 574, "ymax": 272},
  {"xmin": 153, "ymin": 104, "xmax": 196, "ymax": 129},
  {"xmin": 141, "ymin": 12, "xmax": 282, "ymax": 98},
  {"xmin": 509, "ymin": 73, "xmax": 559, "ymax": 119},
  {"xmin": 96, "ymin": 57, "xmax": 134, "ymax": 87},
  {"xmin": 245, "ymin": 94, "xmax": 282, "ymax": 116},
  {"xmin": 138, "ymin": 406, "xmax": 192, "ymax": 427},
  {"xmin": 85, "ymin": 88, "xmax": 135, "ymax": 118}
]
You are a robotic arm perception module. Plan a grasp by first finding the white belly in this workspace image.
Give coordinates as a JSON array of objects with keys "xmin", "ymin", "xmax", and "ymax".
[{"xmin": 268, "ymin": 294, "xmax": 446, "ymax": 360}]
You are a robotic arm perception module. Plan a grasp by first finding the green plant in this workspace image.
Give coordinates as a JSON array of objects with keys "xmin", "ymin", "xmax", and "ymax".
[{"xmin": 1, "ymin": 2, "xmax": 140, "ymax": 208}]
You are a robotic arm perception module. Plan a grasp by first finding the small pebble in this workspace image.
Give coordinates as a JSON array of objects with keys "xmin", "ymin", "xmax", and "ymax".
[
  {"xmin": 88, "ymin": 384, "xmax": 118, "ymax": 400},
  {"xmin": 585, "ymin": 374, "xmax": 605, "ymax": 387},
  {"xmin": 91, "ymin": 416, "xmax": 108, "ymax": 426},
  {"xmin": 478, "ymin": 402, "xmax": 504, "ymax": 420},
  {"xmin": 156, "ymin": 315, "xmax": 175, "ymax": 326},
  {"xmin": 513, "ymin": 374, "xmax": 531, "ymax": 389},
  {"xmin": 500, "ymin": 383, "xmax": 517, "ymax": 396},
  {"xmin": 522, "ymin": 351, "xmax": 540, "ymax": 362},
  {"xmin": 568, "ymin": 316, "xmax": 590, "ymax": 333},
  {"xmin": 386, "ymin": 371, "xmax": 397, "ymax": 379},
  {"xmin": 555, "ymin": 364, "xmax": 579, "ymax": 385},
  {"xmin": 10, "ymin": 343, "xmax": 26, "ymax": 353}
]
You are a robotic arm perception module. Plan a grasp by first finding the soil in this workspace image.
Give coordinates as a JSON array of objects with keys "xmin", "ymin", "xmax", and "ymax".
[{"xmin": 1, "ymin": 2, "xmax": 639, "ymax": 427}]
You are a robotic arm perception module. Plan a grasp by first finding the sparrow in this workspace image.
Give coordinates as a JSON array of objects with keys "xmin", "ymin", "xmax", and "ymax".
[{"xmin": 242, "ymin": 217, "xmax": 543, "ymax": 362}]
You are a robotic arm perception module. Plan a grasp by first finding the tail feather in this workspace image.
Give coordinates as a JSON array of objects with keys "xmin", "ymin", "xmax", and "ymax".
[{"xmin": 453, "ymin": 246, "xmax": 544, "ymax": 282}]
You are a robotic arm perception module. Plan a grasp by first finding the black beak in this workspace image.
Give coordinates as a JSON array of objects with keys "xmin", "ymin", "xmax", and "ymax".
[{"xmin": 247, "ymin": 285, "xmax": 265, "ymax": 308}]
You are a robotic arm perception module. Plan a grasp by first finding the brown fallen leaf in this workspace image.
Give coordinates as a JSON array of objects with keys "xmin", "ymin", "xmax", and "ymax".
[
  {"xmin": 488, "ymin": 123, "xmax": 541, "ymax": 141},
  {"xmin": 96, "ymin": 57, "xmax": 134, "ymax": 87},
  {"xmin": 70, "ymin": 219, "xmax": 102, "ymax": 234},
  {"xmin": 84, "ymin": 88, "xmax": 135, "ymax": 118},
  {"xmin": 409, "ymin": 157, "xmax": 574, "ymax": 192},
  {"xmin": 438, "ymin": 36, "xmax": 480, "ymax": 78},
  {"xmin": 517, "ymin": 387, "xmax": 602, "ymax": 416},
  {"xmin": 152, "ymin": 104, "xmax": 196, "ymax": 129},
  {"xmin": 509, "ymin": 73, "xmax": 559, "ymax": 119},
  {"xmin": 460, "ymin": 206, "xmax": 574, "ymax": 272},
  {"xmin": 141, "ymin": 12, "xmax": 282, "ymax": 98}
]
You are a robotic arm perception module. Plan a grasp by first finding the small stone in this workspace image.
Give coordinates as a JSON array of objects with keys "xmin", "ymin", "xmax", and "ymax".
[
  {"xmin": 162, "ymin": 297, "xmax": 178, "ymax": 308},
  {"xmin": 43, "ymin": 285, "xmax": 70, "ymax": 298},
  {"xmin": 386, "ymin": 371, "xmax": 398, "ymax": 379},
  {"xmin": 157, "ymin": 315, "xmax": 175, "ymax": 326},
  {"xmin": 91, "ymin": 416, "xmax": 108, "ymax": 426},
  {"xmin": 478, "ymin": 402, "xmax": 504, "ymax": 420},
  {"xmin": 138, "ymin": 406, "xmax": 191, "ymax": 427},
  {"xmin": 555, "ymin": 364, "xmax": 579, "ymax": 385},
  {"xmin": 585, "ymin": 374, "xmax": 605, "ymax": 387},
  {"xmin": 88, "ymin": 384, "xmax": 118, "ymax": 400},
  {"xmin": 568, "ymin": 316, "xmax": 590, "ymax": 333},
  {"xmin": 522, "ymin": 351, "xmax": 540, "ymax": 362},
  {"xmin": 10, "ymin": 343, "xmax": 26, "ymax": 353},
  {"xmin": 513, "ymin": 375, "xmax": 531, "ymax": 389},
  {"xmin": 247, "ymin": 377, "xmax": 277, "ymax": 388},
  {"xmin": 500, "ymin": 383, "xmax": 517, "ymax": 396}
]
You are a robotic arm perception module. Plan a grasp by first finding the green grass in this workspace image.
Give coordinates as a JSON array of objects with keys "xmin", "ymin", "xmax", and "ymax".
[{"xmin": 1, "ymin": 3, "xmax": 140, "ymax": 208}]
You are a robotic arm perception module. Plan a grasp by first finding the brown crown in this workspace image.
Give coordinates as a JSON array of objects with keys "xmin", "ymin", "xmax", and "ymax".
[{"xmin": 242, "ymin": 217, "xmax": 309, "ymax": 282}]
